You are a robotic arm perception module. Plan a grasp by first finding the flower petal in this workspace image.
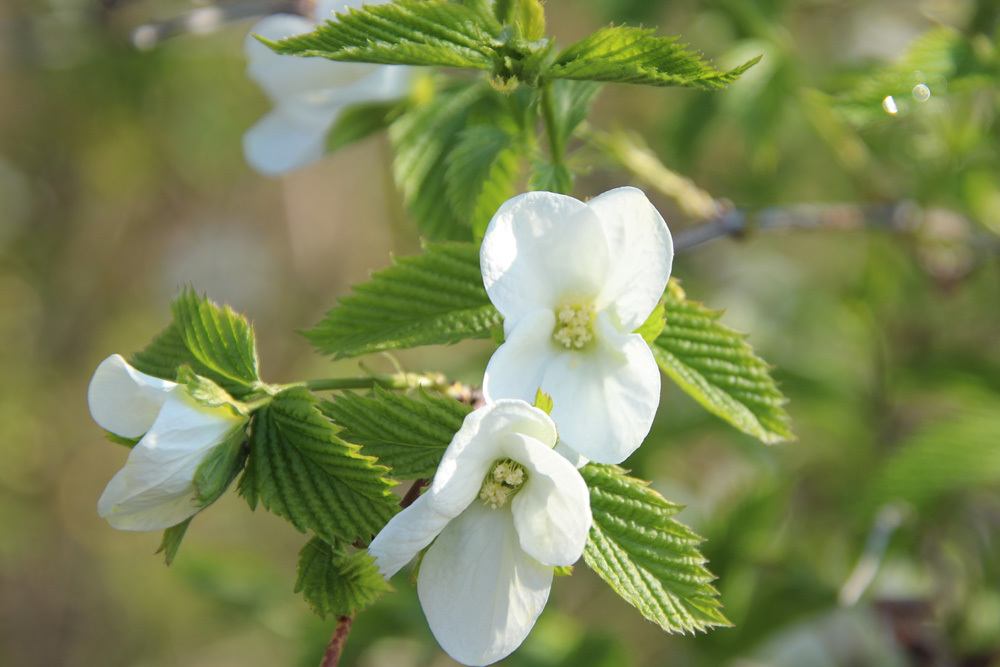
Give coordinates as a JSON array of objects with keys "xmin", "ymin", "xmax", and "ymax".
[
  {"xmin": 588, "ymin": 187, "xmax": 673, "ymax": 331},
  {"xmin": 97, "ymin": 392, "xmax": 246, "ymax": 531},
  {"xmin": 88, "ymin": 354, "xmax": 176, "ymax": 439},
  {"xmin": 418, "ymin": 502, "xmax": 553, "ymax": 666},
  {"xmin": 541, "ymin": 314, "xmax": 661, "ymax": 463},
  {"xmin": 482, "ymin": 309, "xmax": 555, "ymax": 405},
  {"xmin": 243, "ymin": 105, "xmax": 335, "ymax": 176},
  {"xmin": 246, "ymin": 14, "xmax": 373, "ymax": 100},
  {"xmin": 481, "ymin": 192, "xmax": 610, "ymax": 328},
  {"xmin": 504, "ymin": 434, "xmax": 591, "ymax": 566},
  {"xmin": 368, "ymin": 492, "xmax": 450, "ymax": 578},
  {"xmin": 430, "ymin": 400, "xmax": 557, "ymax": 517}
]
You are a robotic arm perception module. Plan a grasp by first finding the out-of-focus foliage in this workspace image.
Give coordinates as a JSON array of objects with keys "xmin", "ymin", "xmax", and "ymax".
[{"xmin": 1, "ymin": 1, "xmax": 999, "ymax": 666}]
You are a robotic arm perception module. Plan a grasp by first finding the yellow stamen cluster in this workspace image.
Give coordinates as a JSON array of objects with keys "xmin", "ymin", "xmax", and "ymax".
[
  {"xmin": 479, "ymin": 459, "xmax": 528, "ymax": 509},
  {"xmin": 553, "ymin": 303, "xmax": 595, "ymax": 349}
]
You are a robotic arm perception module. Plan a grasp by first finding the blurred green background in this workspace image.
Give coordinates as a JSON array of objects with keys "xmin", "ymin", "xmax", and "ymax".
[{"xmin": 2, "ymin": 0, "xmax": 999, "ymax": 665}]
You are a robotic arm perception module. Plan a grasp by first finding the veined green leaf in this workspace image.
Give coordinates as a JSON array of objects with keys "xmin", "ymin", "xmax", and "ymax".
[
  {"xmin": 391, "ymin": 82, "xmax": 492, "ymax": 240},
  {"xmin": 653, "ymin": 281, "xmax": 792, "ymax": 444},
  {"xmin": 243, "ymin": 387, "xmax": 398, "ymax": 544},
  {"xmin": 322, "ymin": 387, "xmax": 471, "ymax": 479},
  {"xmin": 304, "ymin": 242, "xmax": 501, "ymax": 359},
  {"xmin": 129, "ymin": 323, "xmax": 195, "ymax": 381},
  {"xmin": 547, "ymin": 79, "xmax": 603, "ymax": 148},
  {"xmin": 581, "ymin": 464, "xmax": 729, "ymax": 634},
  {"xmin": 267, "ymin": 0, "xmax": 500, "ymax": 69},
  {"xmin": 445, "ymin": 124, "xmax": 522, "ymax": 239},
  {"xmin": 549, "ymin": 26, "xmax": 758, "ymax": 90},
  {"xmin": 171, "ymin": 288, "xmax": 260, "ymax": 390},
  {"xmin": 327, "ymin": 101, "xmax": 400, "ymax": 153},
  {"xmin": 295, "ymin": 538, "xmax": 392, "ymax": 618}
]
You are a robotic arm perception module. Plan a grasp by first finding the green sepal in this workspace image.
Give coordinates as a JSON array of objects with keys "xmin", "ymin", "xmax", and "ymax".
[
  {"xmin": 176, "ymin": 366, "xmax": 248, "ymax": 415},
  {"xmin": 533, "ymin": 388, "xmax": 554, "ymax": 415},
  {"xmin": 156, "ymin": 518, "xmax": 192, "ymax": 566},
  {"xmin": 553, "ymin": 565, "xmax": 574, "ymax": 577},
  {"xmin": 192, "ymin": 427, "xmax": 248, "ymax": 507},
  {"xmin": 105, "ymin": 432, "xmax": 140, "ymax": 449},
  {"xmin": 634, "ymin": 301, "xmax": 666, "ymax": 344}
]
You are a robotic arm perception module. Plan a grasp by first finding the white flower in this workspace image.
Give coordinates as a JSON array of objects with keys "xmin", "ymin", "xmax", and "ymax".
[
  {"xmin": 88, "ymin": 355, "xmax": 247, "ymax": 531},
  {"xmin": 480, "ymin": 187, "xmax": 673, "ymax": 465},
  {"xmin": 368, "ymin": 400, "xmax": 591, "ymax": 666},
  {"xmin": 243, "ymin": 0, "xmax": 411, "ymax": 175}
]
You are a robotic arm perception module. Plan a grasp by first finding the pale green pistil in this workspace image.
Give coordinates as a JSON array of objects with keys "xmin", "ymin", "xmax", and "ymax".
[
  {"xmin": 479, "ymin": 459, "xmax": 528, "ymax": 509},
  {"xmin": 553, "ymin": 303, "xmax": 595, "ymax": 350}
]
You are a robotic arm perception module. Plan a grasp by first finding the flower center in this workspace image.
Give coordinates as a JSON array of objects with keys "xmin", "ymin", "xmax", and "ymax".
[
  {"xmin": 479, "ymin": 459, "xmax": 528, "ymax": 509},
  {"xmin": 553, "ymin": 302, "xmax": 595, "ymax": 350}
]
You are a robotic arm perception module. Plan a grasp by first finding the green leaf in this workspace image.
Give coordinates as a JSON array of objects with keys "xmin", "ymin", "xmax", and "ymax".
[
  {"xmin": 653, "ymin": 281, "xmax": 792, "ymax": 444},
  {"xmin": 580, "ymin": 464, "xmax": 729, "ymax": 634},
  {"xmin": 156, "ymin": 518, "xmax": 192, "ymax": 566},
  {"xmin": 391, "ymin": 82, "xmax": 492, "ymax": 240},
  {"xmin": 244, "ymin": 387, "xmax": 399, "ymax": 544},
  {"xmin": 304, "ymin": 242, "xmax": 501, "ymax": 359},
  {"xmin": 549, "ymin": 26, "xmax": 759, "ymax": 90},
  {"xmin": 863, "ymin": 398, "xmax": 1000, "ymax": 513},
  {"xmin": 295, "ymin": 538, "xmax": 392, "ymax": 618},
  {"xmin": 321, "ymin": 387, "xmax": 470, "ymax": 479},
  {"xmin": 546, "ymin": 80, "xmax": 603, "ymax": 149},
  {"xmin": 445, "ymin": 124, "xmax": 522, "ymax": 239},
  {"xmin": 129, "ymin": 323, "xmax": 195, "ymax": 381},
  {"xmin": 267, "ymin": 0, "xmax": 500, "ymax": 69},
  {"xmin": 512, "ymin": 0, "xmax": 546, "ymax": 41},
  {"xmin": 327, "ymin": 101, "xmax": 400, "ymax": 153},
  {"xmin": 529, "ymin": 160, "xmax": 573, "ymax": 193},
  {"xmin": 172, "ymin": 288, "xmax": 260, "ymax": 390}
]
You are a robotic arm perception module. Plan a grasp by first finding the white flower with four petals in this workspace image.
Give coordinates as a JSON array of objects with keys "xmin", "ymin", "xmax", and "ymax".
[
  {"xmin": 244, "ymin": 0, "xmax": 411, "ymax": 175},
  {"xmin": 480, "ymin": 187, "xmax": 674, "ymax": 465},
  {"xmin": 368, "ymin": 399, "xmax": 591, "ymax": 666},
  {"xmin": 89, "ymin": 355, "xmax": 247, "ymax": 531}
]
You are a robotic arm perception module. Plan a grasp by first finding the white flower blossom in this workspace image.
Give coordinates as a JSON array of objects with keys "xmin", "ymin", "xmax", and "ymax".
[
  {"xmin": 88, "ymin": 355, "xmax": 247, "ymax": 531},
  {"xmin": 480, "ymin": 187, "xmax": 673, "ymax": 465},
  {"xmin": 368, "ymin": 399, "xmax": 591, "ymax": 666},
  {"xmin": 243, "ymin": 0, "xmax": 411, "ymax": 175}
]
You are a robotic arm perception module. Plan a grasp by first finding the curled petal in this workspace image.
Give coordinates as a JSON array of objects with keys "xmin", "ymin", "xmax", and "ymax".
[
  {"xmin": 504, "ymin": 434, "xmax": 591, "ymax": 566},
  {"xmin": 368, "ymin": 493, "xmax": 450, "ymax": 578},
  {"xmin": 588, "ymin": 187, "xmax": 673, "ymax": 331},
  {"xmin": 482, "ymin": 309, "xmax": 555, "ymax": 405},
  {"xmin": 481, "ymin": 192, "xmax": 610, "ymax": 330},
  {"xmin": 88, "ymin": 354, "xmax": 176, "ymax": 439},
  {"xmin": 418, "ymin": 503, "xmax": 553, "ymax": 666},
  {"xmin": 541, "ymin": 314, "xmax": 661, "ymax": 463},
  {"xmin": 97, "ymin": 392, "xmax": 246, "ymax": 531},
  {"xmin": 430, "ymin": 400, "xmax": 557, "ymax": 517}
]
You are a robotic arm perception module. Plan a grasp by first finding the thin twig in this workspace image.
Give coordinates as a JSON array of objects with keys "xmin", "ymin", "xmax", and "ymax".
[
  {"xmin": 401, "ymin": 478, "xmax": 427, "ymax": 509},
  {"xmin": 319, "ymin": 615, "xmax": 354, "ymax": 667}
]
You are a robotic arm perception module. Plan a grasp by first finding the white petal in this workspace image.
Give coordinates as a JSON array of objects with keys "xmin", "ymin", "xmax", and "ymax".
[
  {"xmin": 429, "ymin": 400, "xmax": 557, "ymax": 517},
  {"xmin": 418, "ymin": 503, "xmax": 553, "ymax": 666},
  {"xmin": 368, "ymin": 493, "xmax": 450, "ymax": 579},
  {"xmin": 246, "ymin": 15, "xmax": 374, "ymax": 100},
  {"xmin": 88, "ymin": 354, "xmax": 176, "ymax": 438},
  {"xmin": 243, "ymin": 105, "xmax": 335, "ymax": 176},
  {"xmin": 482, "ymin": 309, "xmax": 555, "ymax": 405},
  {"xmin": 588, "ymin": 187, "xmax": 674, "ymax": 331},
  {"xmin": 340, "ymin": 64, "xmax": 412, "ymax": 105},
  {"xmin": 541, "ymin": 314, "xmax": 661, "ymax": 463},
  {"xmin": 97, "ymin": 392, "xmax": 245, "ymax": 531},
  {"xmin": 504, "ymin": 434, "xmax": 591, "ymax": 566},
  {"xmin": 481, "ymin": 192, "xmax": 610, "ymax": 328}
]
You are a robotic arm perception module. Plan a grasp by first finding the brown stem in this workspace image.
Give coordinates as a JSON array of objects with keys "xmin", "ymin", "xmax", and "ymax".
[
  {"xmin": 401, "ymin": 479, "xmax": 428, "ymax": 509},
  {"xmin": 319, "ymin": 615, "xmax": 354, "ymax": 667}
]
